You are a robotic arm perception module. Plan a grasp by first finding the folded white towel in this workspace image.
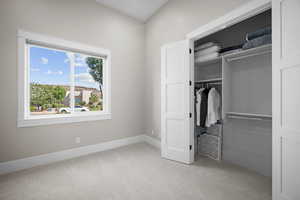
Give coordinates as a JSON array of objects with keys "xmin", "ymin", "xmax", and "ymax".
[
  {"xmin": 195, "ymin": 42, "xmax": 216, "ymax": 51},
  {"xmin": 195, "ymin": 45, "xmax": 221, "ymax": 57},
  {"xmin": 195, "ymin": 52, "xmax": 219, "ymax": 63}
]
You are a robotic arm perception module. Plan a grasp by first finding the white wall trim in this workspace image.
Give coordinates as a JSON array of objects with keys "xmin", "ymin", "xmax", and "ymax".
[
  {"xmin": 143, "ymin": 135, "xmax": 161, "ymax": 149},
  {"xmin": 186, "ymin": 0, "xmax": 271, "ymax": 41},
  {"xmin": 0, "ymin": 134, "xmax": 159, "ymax": 175}
]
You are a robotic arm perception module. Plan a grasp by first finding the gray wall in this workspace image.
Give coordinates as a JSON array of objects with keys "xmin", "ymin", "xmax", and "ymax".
[
  {"xmin": 0, "ymin": 0, "xmax": 260, "ymax": 163},
  {"xmin": 145, "ymin": 0, "xmax": 249, "ymax": 138},
  {"xmin": 0, "ymin": 0, "xmax": 145, "ymax": 162},
  {"xmin": 223, "ymin": 119, "xmax": 272, "ymax": 176}
]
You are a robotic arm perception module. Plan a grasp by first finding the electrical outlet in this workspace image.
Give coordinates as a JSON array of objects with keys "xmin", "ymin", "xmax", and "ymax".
[
  {"xmin": 75, "ymin": 137, "xmax": 81, "ymax": 144},
  {"xmin": 151, "ymin": 130, "xmax": 154, "ymax": 135}
]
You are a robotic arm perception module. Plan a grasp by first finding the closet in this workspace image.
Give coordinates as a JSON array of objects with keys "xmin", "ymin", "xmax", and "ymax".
[
  {"xmin": 193, "ymin": 10, "xmax": 272, "ymax": 176},
  {"xmin": 162, "ymin": 1, "xmax": 300, "ymax": 197}
]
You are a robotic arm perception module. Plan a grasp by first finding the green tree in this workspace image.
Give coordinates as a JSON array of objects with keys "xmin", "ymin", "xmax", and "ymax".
[
  {"xmin": 30, "ymin": 84, "xmax": 66, "ymax": 111},
  {"xmin": 31, "ymin": 84, "xmax": 49, "ymax": 110},
  {"xmin": 52, "ymin": 86, "xmax": 66, "ymax": 105},
  {"xmin": 86, "ymin": 57, "xmax": 103, "ymax": 94},
  {"xmin": 80, "ymin": 101, "xmax": 86, "ymax": 106},
  {"xmin": 89, "ymin": 93, "xmax": 99, "ymax": 105}
]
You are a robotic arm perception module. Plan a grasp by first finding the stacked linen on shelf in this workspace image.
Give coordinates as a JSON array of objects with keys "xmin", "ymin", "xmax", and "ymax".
[
  {"xmin": 243, "ymin": 27, "xmax": 272, "ymax": 49},
  {"xmin": 195, "ymin": 42, "xmax": 220, "ymax": 63}
]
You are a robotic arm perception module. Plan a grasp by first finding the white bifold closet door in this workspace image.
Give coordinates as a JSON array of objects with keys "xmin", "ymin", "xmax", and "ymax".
[
  {"xmin": 273, "ymin": 0, "xmax": 300, "ymax": 199},
  {"xmin": 161, "ymin": 40, "xmax": 193, "ymax": 164}
]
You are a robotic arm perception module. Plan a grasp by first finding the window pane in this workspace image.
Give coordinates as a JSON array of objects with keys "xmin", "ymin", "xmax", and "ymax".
[
  {"xmin": 29, "ymin": 45, "xmax": 71, "ymax": 115},
  {"xmin": 72, "ymin": 53, "xmax": 103, "ymax": 112}
]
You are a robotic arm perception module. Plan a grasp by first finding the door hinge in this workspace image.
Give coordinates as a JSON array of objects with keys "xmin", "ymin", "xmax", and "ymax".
[
  {"xmin": 189, "ymin": 80, "xmax": 192, "ymax": 86},
  {"xmin": 189, "ymin": 145, "xmax": 192, "ymax": 151},
  {"xmin": 189, "ymin": 113, "xmax": 192, "ymax": 118},
  {"xmin": 189, "ymin": 48, "xmax": 192, "ymax": 54}
]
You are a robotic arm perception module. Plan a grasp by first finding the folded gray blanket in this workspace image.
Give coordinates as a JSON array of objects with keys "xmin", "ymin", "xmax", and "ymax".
[
  {"xmin": 246, "ymin": 27, "xmax": 272, "ymax": 41},
  {"xmin": 243, "ymin": 34, "xmax": 272, "ymax": 50}
]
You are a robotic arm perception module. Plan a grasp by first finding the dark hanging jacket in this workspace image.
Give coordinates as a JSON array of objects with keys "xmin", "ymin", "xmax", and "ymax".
[{"xmin": 200, "ymin": 88, "xmax": 210, "ymax": 127}]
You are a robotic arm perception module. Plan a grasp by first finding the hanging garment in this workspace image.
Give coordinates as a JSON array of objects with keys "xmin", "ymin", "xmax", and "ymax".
[
  {"xmin": 206, "ymin": 88, "xmax": 221, "ymax": 127},
  {"xmin": 200, "ymin": 88, "xmax": 210, "ymax": 127},
  {"xmin": 196, "ymin": 88, "xmax": 205, "ymax": 126}
]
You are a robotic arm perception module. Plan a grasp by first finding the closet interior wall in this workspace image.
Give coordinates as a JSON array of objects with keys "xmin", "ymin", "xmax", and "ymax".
[{"xmin": 194, "ymin": 10, "xmax": 272, "ymax": 177}]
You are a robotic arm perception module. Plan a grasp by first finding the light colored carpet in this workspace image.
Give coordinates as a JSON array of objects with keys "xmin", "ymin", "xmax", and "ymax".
[{"xmin": 0, "ymin": 143, "xmax": 271, "ymax": 200}]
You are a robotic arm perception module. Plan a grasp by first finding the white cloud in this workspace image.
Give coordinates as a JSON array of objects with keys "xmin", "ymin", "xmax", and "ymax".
[
  {"xmin": 76, "ymin": 54, "xmax": 87, "ymax": 63},
  {"xmin": 46, "ymin": 70, "xmax": 63, "ymax": 75},
  {"xmin": 65, "ymin": 53, "xmax": 87, "ymax": 68},
  {"xmin": 75, "ymin": 54, "xmax": 87, "ymax": 67},
  {"xmin": 41, "ymin": 57, "xmax": 49, "ymax": 65},
  {"xmin": 75, "ymin": 73, "xmax": 94, "ymax": 83},
  {"xmin": 31, "ymin": 67, "xmax": 40, "ymax": 72},
  {"xmin": 75, "ymin": 63, "xmax": 85, "ymax": 67}
]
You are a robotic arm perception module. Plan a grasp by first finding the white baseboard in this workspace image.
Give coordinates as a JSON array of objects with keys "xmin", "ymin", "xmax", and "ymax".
[
  {"xmin": 0, "ymin": 134, "xmax": 160, "ymax": 175},
  {"xmin": 142, "ymin": 135, "xmax": 161, "ymax": 149}
]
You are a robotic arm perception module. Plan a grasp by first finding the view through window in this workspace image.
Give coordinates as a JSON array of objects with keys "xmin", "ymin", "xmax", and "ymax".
[{"xmin": 29, "ymin": 45, "xmax": 103, "ymax": 116}]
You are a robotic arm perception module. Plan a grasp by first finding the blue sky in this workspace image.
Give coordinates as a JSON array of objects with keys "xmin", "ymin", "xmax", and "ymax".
[{"xmin": 29, "ymin": 46, "xmax": 100, "ymax": 90}]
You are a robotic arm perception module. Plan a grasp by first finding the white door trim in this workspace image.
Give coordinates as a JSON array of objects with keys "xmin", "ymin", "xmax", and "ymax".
[{"xmin": 185, "ymin": 0, "xmax": 273, "ymax": 196}]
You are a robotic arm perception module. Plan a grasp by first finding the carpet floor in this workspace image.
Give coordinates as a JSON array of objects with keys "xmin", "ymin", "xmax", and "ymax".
[{"xmin": 0, "ymin": 143, "xmax": 271, "ymax": 200}]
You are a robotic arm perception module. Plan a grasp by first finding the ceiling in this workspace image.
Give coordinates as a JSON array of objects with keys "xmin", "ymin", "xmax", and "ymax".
[{"xmin": 96, "ymin": 0, "xmax": 169, "ymax": 22}]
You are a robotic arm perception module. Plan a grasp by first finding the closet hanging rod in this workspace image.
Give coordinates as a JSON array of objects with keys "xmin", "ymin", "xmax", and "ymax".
[
  {"xmin": 226, "ymin": 112, "xmax": 272, "ymax": 118},
  {"xmin": 227, "ymin": 115, "xmax": 263, "ymax": 121},
  {"xmin": 226, "ymin": 112, "xmax": 272, "ymax": 121},
  {"xmin": 227, "ymin": 115, "xmax": 271, "ymax": 121},
  {"xmin": 207, "ymin": 82, "xmax": 222, "ymax": 85},
  {"xmin": 195, "ymin": 82, "xmax": 222, "ymax": 86},
  {"xmin": 195, "ymin": 78, "xmax": 222, "ymax": 83}
]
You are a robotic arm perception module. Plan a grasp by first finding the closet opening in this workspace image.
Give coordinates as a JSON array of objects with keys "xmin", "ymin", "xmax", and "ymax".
[{"xmin": 193, "ymin": 9, "xmax": 272, "ymax": 177}]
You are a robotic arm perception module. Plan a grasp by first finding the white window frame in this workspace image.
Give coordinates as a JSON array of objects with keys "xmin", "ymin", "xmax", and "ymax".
[{"xmin": 17, "ymin": 30, "xmax": 112, "ymax": 127}]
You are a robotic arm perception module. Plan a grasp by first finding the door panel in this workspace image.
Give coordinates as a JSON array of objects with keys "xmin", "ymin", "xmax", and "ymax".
[
  {"xmin": 166, "ymin": 83, "xmax": 185, "ymax": 114},
  {"xmin": 166, "ymin": 50, "xmax": 185, "ymax": 81},
  {"xmin": 281, "ymin": 66, "xmax": 300, "ymax": 130},
  {"xmin": 161, "ymin": 40, "xmax": 192, "ymax": 164},
  {"xmin": 166, "ymin": 119, "xmax": 186, "ymax": 149},
  {"xmin": 281, "ymin": 136, "xmax": 300, "ymax": 200},
  {"xmin": 280, "ymin": 0, "xmax": 300, "ymax": 59},
  {"xmin": 273, "ymin": 0, "xmax": 300, "ymax": 199}
]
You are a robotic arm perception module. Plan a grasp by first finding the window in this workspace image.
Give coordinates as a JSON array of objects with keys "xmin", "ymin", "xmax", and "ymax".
[{"xmin": 18, "ymin": 30, "xmax": 111, "ymax": 127}]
